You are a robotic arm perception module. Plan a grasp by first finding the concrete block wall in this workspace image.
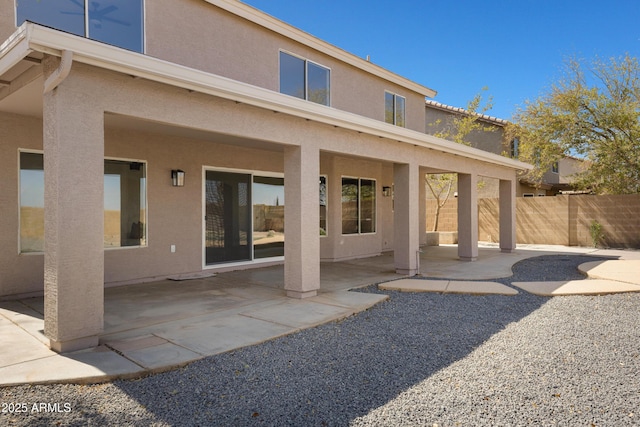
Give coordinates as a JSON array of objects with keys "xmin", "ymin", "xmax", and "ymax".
[
  {"xmin": 571, "ymin": 195, "xmax": 640, "ymax": 248},
  {"xmin": 425, "ymin": 198, "xmax": 458, "ymax": 232},
  {"xmin": 429, "ymin": 194, "xmax": 640, "ymax": 248}
]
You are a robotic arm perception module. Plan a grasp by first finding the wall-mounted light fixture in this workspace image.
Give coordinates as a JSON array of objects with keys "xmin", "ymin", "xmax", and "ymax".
[
  {"xmin": 171, "ymin": 169, "xmax": 185, "ymax": 187},
  {"xmin": 382, "ymin": 186, "xmax": 391, "ymax": 197}
]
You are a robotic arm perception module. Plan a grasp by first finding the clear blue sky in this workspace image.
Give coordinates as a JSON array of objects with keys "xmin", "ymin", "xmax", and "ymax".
[{"xmin": 242, "ymin": 0, "xmax": 640, "ymax": 120}]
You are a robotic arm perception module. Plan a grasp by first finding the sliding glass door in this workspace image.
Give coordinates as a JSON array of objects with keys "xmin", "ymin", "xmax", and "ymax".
[{"xmin": 205, "ymin": 171, "xmax": 252, "ymax": 264}]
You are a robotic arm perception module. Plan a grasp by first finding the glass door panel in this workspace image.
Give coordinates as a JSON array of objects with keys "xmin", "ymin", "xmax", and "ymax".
[
  {"xmin": 205, "ymin": 171, "xmax": 251, "ymax": 264},
  {"xmin": 252, "ymin": 176, "xmax": 285, "ymax": 259}
]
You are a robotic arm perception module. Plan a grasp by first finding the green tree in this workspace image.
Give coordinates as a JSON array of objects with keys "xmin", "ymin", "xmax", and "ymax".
[
  {"xmin": 426, "ymin": 88, "xmax": 495, "ymax": 231},
  {"xmin": 509, "ymin": 54, "xmax": 640, "ymax": 194}
]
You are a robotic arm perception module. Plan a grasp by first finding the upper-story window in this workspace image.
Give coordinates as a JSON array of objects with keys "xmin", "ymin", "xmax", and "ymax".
[
  {"xmin": 385, "ymin": 91, "xmax": 405, "ymax": 127},
  {"xmin": 510, "ymin": 138, "xmax": 520, "ymax": 159},
  {"xmin": 551, "ymin": 161, "xmax": 559, "ymax": 173},
  {"xmin": 279, "ymin": 51, "xmax": 330, "ymax": 106},
  {"xmin": 16, "ymin": 0, "xmax": 144, "ymax": 53}
]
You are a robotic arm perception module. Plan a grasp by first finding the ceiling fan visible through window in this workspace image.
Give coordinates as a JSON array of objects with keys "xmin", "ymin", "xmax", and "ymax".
[{"xmin": 61, "ymin": 0, "xmax": 131, "ymax": 30}]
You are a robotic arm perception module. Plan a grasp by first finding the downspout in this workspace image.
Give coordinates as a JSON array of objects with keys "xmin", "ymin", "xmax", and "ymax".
[{"xmin": 43, "ymin": 50, "xmax": 73, "ymax": 94}]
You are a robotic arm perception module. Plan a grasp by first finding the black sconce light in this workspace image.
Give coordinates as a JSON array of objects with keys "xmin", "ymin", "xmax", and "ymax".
[
  {"xmin": 171, "ymin": 169, "xmax": 185, "ymax": 187},
  {"xmin": 382, "ymin": 186, "xmax": 391, "ymax": 197}
]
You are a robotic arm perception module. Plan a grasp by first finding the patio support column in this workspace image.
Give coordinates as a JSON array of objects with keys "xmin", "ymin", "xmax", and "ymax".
[
  {"xmin": 43, "ymin": 58, "xmax": 104, "ymax": 352},
  {"xmin": 499, "ymin": 178, "xmax": 517, "ymax": 253},
  {"xmin": 418, "ymin": 169, "xmax": 427, "ymax": 246},
  {"xmin": 457, "ymin": 172, "xmax": 478, "ymax": 261},
  {"xmin": 393, "ymin": 162, "xmax": 419, "ymax": 275},
  {"xmin": 284, "ymin": 143, "xmax": 320, "ymax": 298}
]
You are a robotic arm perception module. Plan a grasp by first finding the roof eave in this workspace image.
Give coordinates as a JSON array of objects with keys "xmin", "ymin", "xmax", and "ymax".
[
  {"xmin": 206, "ymin": 0, "xmax": 437, "ymax": 98},
  {"xmin": 6, "ymin": 23, "xmax": 531, "ymax": 172}
]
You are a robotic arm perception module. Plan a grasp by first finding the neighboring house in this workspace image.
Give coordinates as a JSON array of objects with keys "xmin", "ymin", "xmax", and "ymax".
[
  {"xmin": 425, "ymin": 100, "xmax": 582, "ymax": 196},
  {"xmin": 517, "ymin": 156, "xmax": 585, "ymax": 197},
  {"xmin": 0, "ymin": 0, "xmax": 530, "ymax": 352}
]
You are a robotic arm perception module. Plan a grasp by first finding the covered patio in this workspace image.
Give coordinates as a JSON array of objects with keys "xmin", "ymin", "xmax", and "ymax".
[{"xmin": 0, "ymin": 244, "xmax": 567, "ymax": 386}]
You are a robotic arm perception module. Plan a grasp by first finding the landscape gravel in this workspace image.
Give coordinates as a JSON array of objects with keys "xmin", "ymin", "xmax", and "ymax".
[{"xmin": 1, "ymin": 254, "xmax": 639, "ymax": 426}]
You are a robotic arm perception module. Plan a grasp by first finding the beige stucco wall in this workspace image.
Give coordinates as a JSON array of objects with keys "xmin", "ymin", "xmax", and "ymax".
[
  {"xmin": 1, "ymin": 0, "xmax": 428, "ymax": 131},
  {"xmin": 425, "ymin": 106, "xmax": 507, "ymax": 154},
  {"xmin": 0, "ymin": 0, "xmax": 14, "ymax": 42},
  {"xmin": 0, "ymin": 113, "xmax": 45, "ymax": 296},
  {"xmin": 0, "ymin": 59, "xmax": 520, "ymax": 297},
  {"xmin": 145, "ymin": 0, "xmax": 427, "ymax": 132}
]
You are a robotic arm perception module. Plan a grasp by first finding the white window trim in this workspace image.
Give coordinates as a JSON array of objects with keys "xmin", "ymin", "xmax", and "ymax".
[
  {"xmin": 384, "ymin": 91, "xmax": 406, "ymax": 127},
  {"xmin": 17, "ymin": 150, "xmax": 149, "ymax": 254},
  {"xmin": 17, "ymin": 148, "xmax": 43, "ymax": 255},
  {"xmin": 341, "ymin": 175, "xmax": 377, "ymax": 236},
  {"xmin": 201, "ymin": 166, "xmax": 286, "ymax": 270},
  {"xmin": 15, "ymin": 0, "xmax": 146, "ymax": 54},
  {"xmin": 103, "ymin": 155, "xmax": 149, "ymax": 251},
  {"xmin": 279, "ymin": 49, "xmax": 331, "ymax": 106},
  {"xmin": 320, "ymin": 174, "xmax": 328, "ymax": 238}
]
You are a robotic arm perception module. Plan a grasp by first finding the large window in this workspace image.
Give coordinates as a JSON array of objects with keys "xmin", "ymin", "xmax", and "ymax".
[
  {"xmin": 385, "ymin": 91, "xmax": 406, "ymax": 127},
  {"xmin": 319, "ymin": 176, "xmax": 327, "ymax": 236},
  {"xmin": 16, "ymin": 0, "xmax": 144, "ymax": 53},
  {"xmin": 19, "ymin": 152, "xmax": 147, "ymax": 253},
  {"xmin": 252, "ymin": 176, "xmax": 285, "ymax": 259},
  {"xmin": 279, "ymin": 51, "xmax": 330, "ymax": 106},
  {"xmin": 341, "ymin": 177, "xmax": 376, "ymax": 235},
  {"xmin": 104, "ymin": 159, "xmax": 147, "ymax": 248}
]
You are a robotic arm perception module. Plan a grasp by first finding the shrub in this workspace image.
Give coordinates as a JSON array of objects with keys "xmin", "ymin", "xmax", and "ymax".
[{"xmin": 589, "ymin": 220, "xmax": 605, "ymax": 248}]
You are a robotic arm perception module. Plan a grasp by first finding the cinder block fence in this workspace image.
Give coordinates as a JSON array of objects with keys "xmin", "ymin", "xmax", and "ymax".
[{"xmin": 427, "ymin": 194, "xmax": 640, "ymax": 249}]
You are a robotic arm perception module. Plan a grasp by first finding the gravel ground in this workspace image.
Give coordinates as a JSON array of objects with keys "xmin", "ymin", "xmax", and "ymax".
[{"xmin": 2, "ymin": 254, "xmax": 639, "ymax": 426}]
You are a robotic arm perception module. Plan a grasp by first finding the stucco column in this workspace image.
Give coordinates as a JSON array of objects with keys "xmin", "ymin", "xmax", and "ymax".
[
  {"xmin": 284, "ymin": 144, "xmax": 320, "ymax": 298},
  {"xmin": 393, "ymin": 162, "xmax": 419, "ymax": 275},
  {"xmin": 418, "ymin": 169, "xmax": 427, "ymax": 246},
  {"xmin": 43, "ymin": 63, "xmax": 104, "ymax": 352},
  {"xmin": 457, "ymin": 173, "xmax": 478, "ymax": 261},
  {"xmin": 499, "ymin": 178, "xmax": 517, "ymax": 253}
]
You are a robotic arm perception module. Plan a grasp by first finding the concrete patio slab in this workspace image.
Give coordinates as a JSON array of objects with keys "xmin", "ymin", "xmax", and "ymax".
[
  {"xmin": 113, "ymin": 341, "xmax": 202, "ymax": 371},
  {"xmin": 0, "ymin": 316, "xmax": 52, "ymax": 367},
  {"xmin": 445, "ymin": 281, "xmax": 518, "ymax": 295},
  {"xmin": 0, "ymin": 346, "xmax": 144, "ymax": 387},
  {"xmin": 380, "ymin": 279, "xmax": 449, "ymax": 293},
  {"xmin": 2, "ymin": 243, "xmax": 639, "ymax": 387},
  {"xmin": 379, "ymin": 279, "xmax": 518, "ymax": 295},
  {"xmin": 309, "ymin": 291, "xmax": 389, "ymax": 312},
  {"xmin": 578, "ymin": 260, "xmax": 640, "ymax": 285},
  {"xmin": 512, "ymin": 279, "xmax": 640, "ymax": 296},
  {"xmin": 240, "ymin": 298, "xmax": 355, "ymax": 329},
  {"xmin": 152, "ymin": 314, "xmax": 294, "ymax": 356}
]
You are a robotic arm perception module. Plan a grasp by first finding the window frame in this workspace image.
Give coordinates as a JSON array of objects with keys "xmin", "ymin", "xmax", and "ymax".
[
  {"xmin": 384, "ymin": 91, "xmax": 406, "ymax": 127},
  {"xmin": 17, "ymin": 149, "xmax": 44, "ymax": 255},
  {"xmin": 510, "ymin": 138, "xmax": 520, "ymax": 159},
  {"xmin": 279, "ymin": 50, "xmax": 331, "ymax": 106},
  {"xmin": 341, "ymin": 176, "xmax": 377, "ymax": 236},
  {"xmin": 103, "ymin": 156, "xmax": 148, "ymax": 250},
  {"xmin": 17, "ymin": 150, "xmax": 149, "ymax": 254},
  {"xmin": 15, "ymin": 0, "xmax": 146, "ymax": 53},
  {"xmin": 319, "ymin": 175, "xmax": 328, "ymax": 237}
]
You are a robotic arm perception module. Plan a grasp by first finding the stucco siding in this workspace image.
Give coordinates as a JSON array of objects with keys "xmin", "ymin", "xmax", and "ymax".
[{"xmin": 145, "ymin": 0, "xmax": 427, "ymax": 131}]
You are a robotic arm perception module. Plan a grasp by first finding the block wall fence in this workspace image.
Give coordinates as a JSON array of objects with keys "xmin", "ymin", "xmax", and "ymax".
[{"xmin": 426, "ymin": 194, "xmax": 640, "ymax": 248}]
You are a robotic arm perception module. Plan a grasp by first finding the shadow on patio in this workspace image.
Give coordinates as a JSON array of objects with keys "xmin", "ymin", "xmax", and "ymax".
[{"xmin": 0, "ymin": 244, "xmax": 603, "ymax": 386}]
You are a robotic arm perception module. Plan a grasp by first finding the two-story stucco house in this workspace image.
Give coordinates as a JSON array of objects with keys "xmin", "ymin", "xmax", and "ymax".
[{"xmin": 0, "ymin": 0, "xmax": 530, "ymax": 352}]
